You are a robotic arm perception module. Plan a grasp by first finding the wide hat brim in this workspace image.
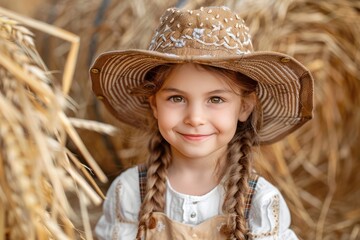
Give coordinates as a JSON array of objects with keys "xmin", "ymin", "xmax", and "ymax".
[{"xmin": 90, "ymin": 49, "xmax": 313, "ymax": 145}]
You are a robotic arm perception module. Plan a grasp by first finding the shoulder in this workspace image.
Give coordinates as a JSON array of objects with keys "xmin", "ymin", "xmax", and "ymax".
[
  {"xmin": 113, "ymin": 165, "xmax": 140, "ymax": 188},
  {"xmin": 250, "ymin": 177, "xmax": 286, "ymax": 224},
  {"xmin": 95, "ymin": 166, "xmax": 140, "ymax": 239},
  {"xmin": 106, "ymin": 165, "xmax": 139, "ymax": 196},
  {"xmin": 103, "ymin": 165, "xmax": 141, "ymax": 221},
  {"xmin": 110, "ymin": 165, "xmax": 140, "ymax": 202},
  {"xmin": 248, "ymin": 177, "xmax": 298, "ymax": 239},
  {"xmin": 251, "ymin": 176, "xmax": 288, "ymax": 217},
  {"xmin": 252, "ymin": 176, "xmax": 282, "ymax": 202}
]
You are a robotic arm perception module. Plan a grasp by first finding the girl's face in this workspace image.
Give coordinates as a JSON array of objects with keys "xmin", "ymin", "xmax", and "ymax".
[{"xmin": 149, "ymin": 64, "xmax": 255, "ymax": 161}]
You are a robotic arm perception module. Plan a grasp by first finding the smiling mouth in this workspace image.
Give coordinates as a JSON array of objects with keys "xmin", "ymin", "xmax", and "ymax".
[{"xmin": 180, "ymin": 133, "xmax": 213, "ymax": 141}]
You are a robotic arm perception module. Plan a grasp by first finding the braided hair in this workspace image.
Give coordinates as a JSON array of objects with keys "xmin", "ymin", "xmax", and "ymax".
[{"xmin": 133, "ymin": 64, "xmax": 260, "ymax": 239}]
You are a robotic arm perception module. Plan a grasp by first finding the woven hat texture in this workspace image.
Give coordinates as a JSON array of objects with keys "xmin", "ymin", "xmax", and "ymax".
[{"xmin": 90, "ymin": 6, "xmax": 314, "ymax": 144}]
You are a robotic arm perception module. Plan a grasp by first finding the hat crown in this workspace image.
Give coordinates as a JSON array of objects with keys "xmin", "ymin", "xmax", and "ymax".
[{"xmin": 148, "ymin": 6, "xmax": 254, "ymax": 57}]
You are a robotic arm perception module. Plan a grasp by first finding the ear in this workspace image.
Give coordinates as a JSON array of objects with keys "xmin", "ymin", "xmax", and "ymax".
[
  {"xmin": 149, "ymin": 96, "xmax": 158, "ymax": 119},
  {"xmin": 238, "ymin": 93, "xmax": 256, "ymax": 122}
]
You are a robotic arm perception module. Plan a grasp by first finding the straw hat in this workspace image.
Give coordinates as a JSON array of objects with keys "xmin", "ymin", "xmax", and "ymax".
[{"xmin": 90, "ymin": 6, "xmax": 314, "ymax": 144}]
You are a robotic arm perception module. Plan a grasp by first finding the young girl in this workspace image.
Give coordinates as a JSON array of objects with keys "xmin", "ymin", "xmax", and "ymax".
[{"xmin": 90, "ymin": 6, "xmax": 313, "ymax": 240}]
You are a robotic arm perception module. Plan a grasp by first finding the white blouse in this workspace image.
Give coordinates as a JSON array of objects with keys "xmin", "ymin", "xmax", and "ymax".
[{"xmin": 95, "ymin": 166, "xmax": 298, "ymax": 240}]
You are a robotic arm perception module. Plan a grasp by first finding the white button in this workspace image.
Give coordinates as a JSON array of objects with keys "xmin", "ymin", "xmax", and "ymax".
[{"xmin": 190, "ymin": 212, "xmax": 196, "ymax": 218}]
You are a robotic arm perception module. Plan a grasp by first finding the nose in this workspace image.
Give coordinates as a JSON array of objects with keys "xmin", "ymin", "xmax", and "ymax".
[{"xmin": 183, "ymin": 102, "xmax": 206, "ymax": 127}]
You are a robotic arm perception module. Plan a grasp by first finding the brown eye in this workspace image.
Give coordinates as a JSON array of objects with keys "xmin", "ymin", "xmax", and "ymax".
[
  {"xmin": 209, "ymin": 96, "xmax": 224, "ymax": 104},
  {"xmin": 169, "ymin": 96, "xmax": 184, "ymax": 103}
]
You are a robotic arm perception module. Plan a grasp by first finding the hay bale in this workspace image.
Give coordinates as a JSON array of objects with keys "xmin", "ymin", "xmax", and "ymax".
[
  {"xmin": 33, "ymin": 0, "xmax": 180, "ymax": 177},
  {"xmin": 0, "ymin": 0, "xmax": 49, "ymax": 17},
  {"xmin": 0, "ymin": 9, "xmax": 108, "ymax": 239},
  {"xmin": 232, "ymin": 0, "xmax": 360, "ymax": 239}
]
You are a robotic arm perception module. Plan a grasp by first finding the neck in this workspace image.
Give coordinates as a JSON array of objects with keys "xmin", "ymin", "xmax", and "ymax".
[
  {"xmin": 166, "ymin": 147, "xmax": 228, "ymax": 195},
  {"xmin": 168, "ymin": 147, "xmax": 227, "ymax": 181}
]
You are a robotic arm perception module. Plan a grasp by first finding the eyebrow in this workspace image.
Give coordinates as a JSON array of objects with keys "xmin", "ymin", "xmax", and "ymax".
[{"xmin": 160, "ymin": 87, "xmax": 234, "ymax": 94}]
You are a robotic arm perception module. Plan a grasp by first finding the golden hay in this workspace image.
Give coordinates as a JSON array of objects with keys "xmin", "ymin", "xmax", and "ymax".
[
  {"xmin": 0, "ymin": 10, "xmax": 110, "ymax": 240},
  {"xmin": 34, "ymin": 0, "xmax": 179, "ymax": 176},
  {"xmin": 0, "ymin": 0, "xmax": 48, "ymax": 17},
  {"xmin": 29, "ymin": 0, "xmax": 360, "ymax": 239},
  {"xmin": 231, "ymin": 1, "xmax": 360, "ymax": 239}
]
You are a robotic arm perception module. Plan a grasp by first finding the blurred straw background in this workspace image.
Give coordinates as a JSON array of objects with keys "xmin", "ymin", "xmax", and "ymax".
[
  {"xmin": 1, "ymin": 0, "xmax": 359, "ymax": 239},
  {"xmin": 0, "ymin": 5, "xmax": 111, "ymax": 240}
]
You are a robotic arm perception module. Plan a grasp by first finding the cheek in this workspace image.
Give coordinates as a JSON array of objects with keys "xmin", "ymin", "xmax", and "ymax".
[
  {"xmin": 211, "ymin": 108, "xmax": 239, "ymax": 132},
  {"xmin": 156, "ymin": 107, "xmax": 181, "ymax": 129},
  {"xmin": 215, "ymin": 117, "xmax": 238, "ymax": 132}
]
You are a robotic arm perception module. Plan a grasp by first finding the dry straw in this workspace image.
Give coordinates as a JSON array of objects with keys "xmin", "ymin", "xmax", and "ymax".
[
  {"xmin": 35, "ymin": 0, "xmax": 180, "ymax": 175},
  {"xmin": 0, "ymin": 7, "xmax": 115, "ymax": 240},
  {"xmin": 31, "ymin": 0, "xmax": 360, "ymax": 239},
  {"xmin": 232, "ymin": 0, "xmax": 360, "ymax": 239}
]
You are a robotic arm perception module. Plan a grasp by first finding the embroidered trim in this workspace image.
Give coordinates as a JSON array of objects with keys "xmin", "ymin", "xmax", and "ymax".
[
  {"xmin": 111, "ymin": 223, "xmax": 119, "ymax": 240},
  {"xmin": 149, "ymin": 21, "xmax": 252, "ymax": 55},
  {"xmin": 114, "ymin": 179, "xmax": 136, "ymax": 224},
  {"xmin": 156, "ymin": 220, "xmax": 166, "ymax": 232},
  {"xmin": 115, "ymin": 180, "xmax": 124, "ymax": 222},
  {"xmin": 248, "ymin": 194, "xmax": 280, "ymax": 239}
]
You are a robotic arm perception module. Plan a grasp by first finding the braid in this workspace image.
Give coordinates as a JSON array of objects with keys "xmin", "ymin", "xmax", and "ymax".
[
  {"xmin": 136, "ymin": 130, "xmax": 171, "ymax": 239},
  {"xmin": 222, "ymin": 119, "xmax": 257, "ymax": 240},
  {"xmin": 131, "ymin": 63, "xmax": 260, "ymax": 239}
]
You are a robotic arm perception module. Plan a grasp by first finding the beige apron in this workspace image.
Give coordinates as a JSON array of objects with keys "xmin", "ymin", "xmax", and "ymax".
[
  {"xmin": 145, "ymin": 212, "xmax": 229, "ymax": 240},
  {"xmin": 138, "ymin": 164, "xmax": 259, "ymax": 240}
]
